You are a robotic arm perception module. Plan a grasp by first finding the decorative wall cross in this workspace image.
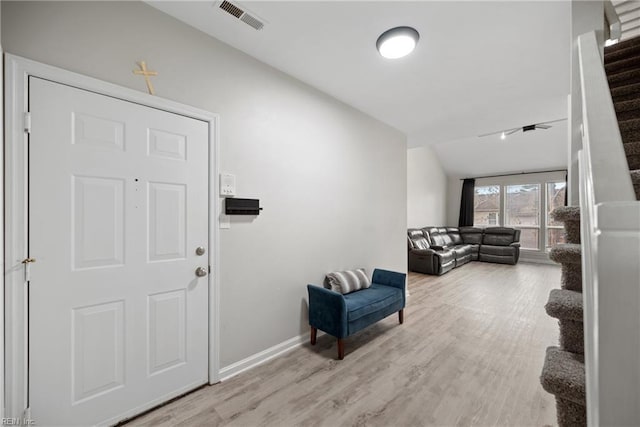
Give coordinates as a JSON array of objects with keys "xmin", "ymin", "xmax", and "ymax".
[{"xmin": 133, "ymin": 61, "xmax": 157, "ymax": 95}]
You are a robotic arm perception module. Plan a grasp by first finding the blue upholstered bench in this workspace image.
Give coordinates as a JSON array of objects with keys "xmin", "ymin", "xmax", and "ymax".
[{"xmin": 307, "ymin": 268, "xmax": 406, "ymax": 359}]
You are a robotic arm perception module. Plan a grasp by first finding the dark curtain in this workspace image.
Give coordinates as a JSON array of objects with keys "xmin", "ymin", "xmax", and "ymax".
[{"xmin": 458, "ymin": 178, "xmax": 475, "ymax": 227}]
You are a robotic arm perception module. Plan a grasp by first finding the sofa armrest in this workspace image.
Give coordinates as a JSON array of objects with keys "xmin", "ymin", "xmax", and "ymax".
[
  {"xmin": 372, "ymin": 269, "xmax": 406, "ymax": 307},
  {"xmin": 307, "ymin": 284, "xmax": 348, "ymax": 338},
  {"xmin": 372, "ymin": 269, "xmax": 406, "ymax": 290},
  {"xmin": 510, "ymin": 242, "xmax": 521, "ymax": 248},
  {"xmin": 410, "ymin": 248, "xmax": 436, "ymax": 256},
  {"xmin": 513, "ymin": 229, "xmax": 521, "ymax": 242},
  {"xmin": 431, "ymin": 245, "xmax": 449, "ymax": 251}
]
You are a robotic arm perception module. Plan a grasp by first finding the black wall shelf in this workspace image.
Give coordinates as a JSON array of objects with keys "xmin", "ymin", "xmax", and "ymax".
[{"xmin": 225, "ymin": 198, "xmax": 262, "ymax": 215}]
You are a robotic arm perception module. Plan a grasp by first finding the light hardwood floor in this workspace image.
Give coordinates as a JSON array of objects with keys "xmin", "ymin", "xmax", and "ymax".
[{"xmin": 126, "ymin": 262, "xmax": 560, "ymax": 427}]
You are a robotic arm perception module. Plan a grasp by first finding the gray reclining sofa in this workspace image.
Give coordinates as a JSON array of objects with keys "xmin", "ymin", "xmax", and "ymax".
[{"xmin": 407, "ymin": 226, "xmax": 521, "ymax": 275}]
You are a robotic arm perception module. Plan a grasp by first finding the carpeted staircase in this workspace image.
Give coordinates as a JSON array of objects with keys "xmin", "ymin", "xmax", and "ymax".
[
  {"xmin": 540, "ymin": 34, "xmax": 640, "ymax": 427},
  {"xmin": 540, "ymin": 207, "xmax": 586, "ymax": 426},
  {"xmin": 606, "ymin": 35, "xmax": 640, "ymax": 199}
]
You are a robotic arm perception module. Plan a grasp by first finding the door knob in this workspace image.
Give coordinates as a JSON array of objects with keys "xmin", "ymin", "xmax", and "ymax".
[{"xmin": 195, "ymin": 267, "xmax": 208, "ymax": 277}]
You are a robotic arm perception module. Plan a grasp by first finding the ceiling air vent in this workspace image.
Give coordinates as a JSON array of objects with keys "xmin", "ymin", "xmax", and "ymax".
[
  {"xmin": 240, "ymin": 13, "xmax": 264, "ymax": 30},
  {"xmin": 218, "ymin": 0, "xmax": 265, "ymax": 31},
  {"xmin": 220, "ymin": 0, "xmax": 243, "ymax": 18}
]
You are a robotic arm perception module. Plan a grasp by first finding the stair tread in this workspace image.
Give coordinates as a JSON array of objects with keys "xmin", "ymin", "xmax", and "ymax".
[
  {"xmin": 611, "ymin": 82, "xmax": 640, "ymax": 101},
  {"xmin": 606, "ymin": 55, "xmax": 640, "ymax": 74},
  {"xmin": 615, "ymin": 97, "xmax": 640, "ymax": 113},
  {"xmin": 540, "ymin": 346, "xmax": 586, "ymax": 406},
  {"xmin": 625, "ymin": 142, "xmax": 640, "ymax": 170},
  {"xmin": 614, "ymin": 92, "xmax": 640, "ymax": 105},
  {"xmin": 605, "ymin": 35, "xmax": 640, "ymax": 54},
  {"xmin": 625, "ymin": 140, "xmax": 640, "ymax": 152},
  {"xmin": 550, "ymin": 206, "xmax": 580, "ymax": 223},
  {"xmin": 607, "ymin": 67, "xmax": 640, "ymax": 85},
  {"xmin": 549, "ymin": 244, "xmax": 582, "ymax": 265},
  {"xmin": 619, "ymin": 118, "xmax": 640, "ymax": 143},
  {"xmin": 605, "ymin": 42, "xmax": 640, "ymax": 63},
  {"xmin": 546, "ymin": 289, "xmax": 583, "ymax": 321},
  {"xmin": 619, "ymin": 118, "xmax": 640, "ymax": 131}
]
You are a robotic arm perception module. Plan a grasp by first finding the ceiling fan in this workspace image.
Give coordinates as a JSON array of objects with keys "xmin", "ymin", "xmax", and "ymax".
[{"xmin": 478, "ymin": 118, "xmax": 567, "ymax": 139}]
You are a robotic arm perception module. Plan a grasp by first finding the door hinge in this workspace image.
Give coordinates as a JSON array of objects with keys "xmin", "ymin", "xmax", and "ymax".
[
  {"xmin": 23, "ymin": 258, "xmax": 36, "ymax": 282},
  {"xmin": 24, "ymin": 112, "xmax": 32, "ymax": 134}
]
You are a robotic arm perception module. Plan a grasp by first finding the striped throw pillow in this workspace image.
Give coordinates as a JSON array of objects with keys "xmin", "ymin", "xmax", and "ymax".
[{"xmin": 325, "ymin": 268, "xmax": 371, "ymax": 294}]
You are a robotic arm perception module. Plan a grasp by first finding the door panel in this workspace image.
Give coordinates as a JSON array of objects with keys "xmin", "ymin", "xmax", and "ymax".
[
  {"xmin": 148, "ymin": 182, "xmax": 187, "ymax": 262},
  {"xmin": 72, "ymin": 176, "xmax": 126, "ymax": 270},
  {"xmin": 148, "ymin": 128, "xmax": 186, "ymax": 160},
  {"xmin": 148, "ymin": 290, "xmax": 187, "ymax": 375},
  {"xmin": 72, "ymin": 301, "xmax": 125, "ymax": 404},
  {"xmin": 28, "ymin": 77, "xmax": 209, "ymax": 425}
]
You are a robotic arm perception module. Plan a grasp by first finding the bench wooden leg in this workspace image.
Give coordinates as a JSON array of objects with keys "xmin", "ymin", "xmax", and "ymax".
[
  {"xmin": 337, "ymin": 338, "xmax": 345, "ymax": 360},
  {"xmin": 310, "ymin": 327, "xmax": 317, "ymax": 345},
  {"xmin": 399, "ymin": 309, "xmax": 404, "ymax": 324}
]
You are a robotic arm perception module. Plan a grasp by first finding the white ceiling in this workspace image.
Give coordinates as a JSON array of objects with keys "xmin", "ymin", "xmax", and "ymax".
[
  {"xmin": 432, "ymin": 121, "xmax": 568, "ymax": 177},
  {"xmin": 148, "ymin": 1, "xmax": 571, "ymax": 176}
]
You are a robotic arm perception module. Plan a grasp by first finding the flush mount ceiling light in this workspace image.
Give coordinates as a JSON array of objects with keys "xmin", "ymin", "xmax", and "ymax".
[{"xmin": 376, "ymin": 26, "xmax": 420, "ymax": 59}]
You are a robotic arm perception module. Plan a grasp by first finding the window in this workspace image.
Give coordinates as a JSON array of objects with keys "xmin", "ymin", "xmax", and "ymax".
[
  {"xmin": 473, "ymin": 185, "xmax": 500, "ymax": 226},
  {"xmin": 546, "ymin": 181, "xmax": 567, "ymax": 249},
  {"xmin": 505, "ymin": 184, "xmax": 540, "ymax": 250},
  {"xmin": 471, "ymin": 172, "xmax": 566, "ymax": 252}
]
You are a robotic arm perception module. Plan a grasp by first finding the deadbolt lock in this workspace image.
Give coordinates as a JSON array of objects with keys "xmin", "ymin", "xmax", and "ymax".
[{"xmin": 195, "ymin": 246, "xmax": 206, "ymax": 256}]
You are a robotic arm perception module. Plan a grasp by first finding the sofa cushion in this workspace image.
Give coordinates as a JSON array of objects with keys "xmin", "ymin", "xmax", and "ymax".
[
  {"xmin": 479, "ymin": 253, "xmax": 516, "ymax": 265},
  {"xmin": 447, "ymin": 227, "xmax": 463, "ymax": 245},
  {"xmin": 433, "ymin": 248, "xmax": 455, "ymax": 264},
  {"xmin": 455, "ymin": 253, "xmax": 473, "ymax": 267},
  {"xmin": 452, "ymin": 244, "xmax": 473, "ymax": 259},
  {"xmin": 485, "ymin": 226, "xmax": 517, "ymax": 235},
  {"xmin": 482, "ymin": 227, "xmax": 517, "ymax": 246},
  {"xmin": 482, "ymin": 233, "xmax": 515, "ymax": 246},
  {"xmin": 408, "ymin": 229, "xmax": 430, "ymax": 250},
  {"xmin": 469, "ymin": 244, "xmax": 480, "ymax": 257},
  {"xmin": 325, "ymin": 268, "xmax": 371, "ymax": 294},
  {"xmin": 459, "ymin": 227, "xmax": 483, "ymax": 244},
  {"xmin": 480, "ymin": 245, "xmax": 517, "ymax": 256},
  {"xmin": 425, "ymin": 227, "xmax": 449, "ymax": 247},
  {"xmin": 344, "ymin": 283, "xmax": 402, "ymax": 321}
]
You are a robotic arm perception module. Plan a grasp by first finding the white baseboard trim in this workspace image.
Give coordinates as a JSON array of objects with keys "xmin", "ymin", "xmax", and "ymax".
[{"xmin": 219, "ymin": 332, "xmax": 312, "ymax": 382}]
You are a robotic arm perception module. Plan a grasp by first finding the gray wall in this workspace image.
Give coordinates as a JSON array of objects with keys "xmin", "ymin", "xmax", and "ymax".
[
  {"xmin": 2, "ymin": 1, "xmax": 407, "ymax": 367},
  {"xmin": 407, "ymin": 146, "xmax": 447, "ymax": 227}
]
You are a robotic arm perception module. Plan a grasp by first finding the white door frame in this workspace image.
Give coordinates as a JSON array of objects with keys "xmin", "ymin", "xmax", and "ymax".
[{"xmin": 4, "ymin": 54, "xmax": 221, "ymax": 419}]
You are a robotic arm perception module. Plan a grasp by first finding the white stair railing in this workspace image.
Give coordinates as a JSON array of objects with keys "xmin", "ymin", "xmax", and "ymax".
[{"xmin": 578, "ymin": 29, "xmax": 640, "ymax": 426}]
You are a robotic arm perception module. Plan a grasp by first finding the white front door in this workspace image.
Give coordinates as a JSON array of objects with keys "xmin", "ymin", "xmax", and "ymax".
[{"xmin": 28, "ymin": 77, "xmax": 210, "ymax": 425}]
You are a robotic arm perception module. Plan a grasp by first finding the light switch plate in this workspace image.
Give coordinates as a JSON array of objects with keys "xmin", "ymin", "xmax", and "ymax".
[{"xmin": 220, "ymin": 173, "xmax": 236, "ymax": 197}]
